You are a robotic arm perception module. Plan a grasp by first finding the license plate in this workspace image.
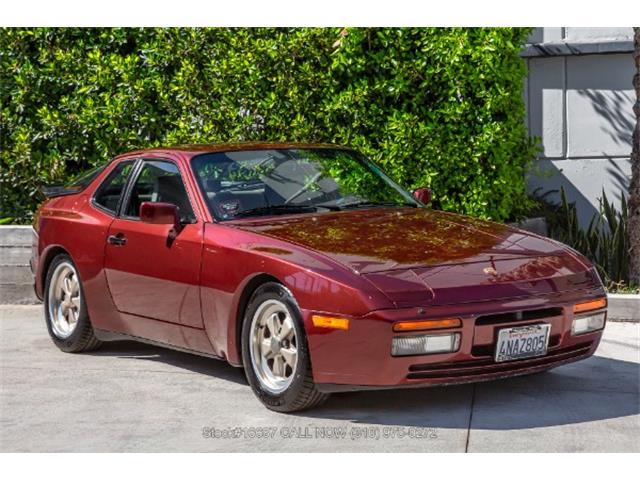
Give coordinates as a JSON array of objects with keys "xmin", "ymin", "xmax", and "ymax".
[{"xmin": 495, "ymin": 324, "xmax": 550, "ymax": 362}]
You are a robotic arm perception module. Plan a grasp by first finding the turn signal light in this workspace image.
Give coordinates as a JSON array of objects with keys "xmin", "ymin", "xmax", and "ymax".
[
  {"xmin": 573, "ymin": 298, "xmax": 607, "ymax": 314},
  {"xmin": 392, "ymin": 318, "xmax": 461, "ymax": 332},
  {"xmin": 312, "ymin": 315, "xmax": 350, "ymax": 330}
]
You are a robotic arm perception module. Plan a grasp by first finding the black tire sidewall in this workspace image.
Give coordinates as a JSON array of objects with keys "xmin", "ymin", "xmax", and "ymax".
[
  {"xmin": 241, "ymin": 282, "xmax": 312, "ymax": 411},
  {"xmin": 44, "ymin": 253, "xmax": 91, "ymax": 351}
]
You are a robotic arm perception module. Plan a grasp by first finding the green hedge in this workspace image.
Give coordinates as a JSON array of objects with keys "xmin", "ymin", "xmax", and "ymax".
[{"xmin": 0, "ymin": 28, "xmax": 535, "ymax": 223}]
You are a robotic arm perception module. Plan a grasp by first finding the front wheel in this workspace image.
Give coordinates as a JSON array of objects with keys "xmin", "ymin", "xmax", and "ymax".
[{"xmin": 241, "ymin": 282, "xmax": 329, "ymax": 412}]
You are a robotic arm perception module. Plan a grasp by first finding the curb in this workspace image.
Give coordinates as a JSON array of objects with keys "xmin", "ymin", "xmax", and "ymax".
[{"xmin": 607, "ymin": 294, "xmax": 640, "ymax": 323}]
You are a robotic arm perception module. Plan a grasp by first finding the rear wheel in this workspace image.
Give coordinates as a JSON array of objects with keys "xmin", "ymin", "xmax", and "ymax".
[
  {"xmin": 44, "ymin": 254, "xmax": 102, "ymax": 353},
  {"xmin": 241, "ymin": 282, "xmax": 329, "ymax": 412}
]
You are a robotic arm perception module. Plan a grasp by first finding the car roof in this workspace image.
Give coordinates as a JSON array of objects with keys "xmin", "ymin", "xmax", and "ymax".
[{"xmin": 115, "ymin": 142, "xmax": 349, "ymax": 160}]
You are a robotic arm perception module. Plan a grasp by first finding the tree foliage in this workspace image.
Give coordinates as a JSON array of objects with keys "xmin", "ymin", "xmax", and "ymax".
[{"xmin": 0, "ymin": 27, "xmax": 535, "ymax": 223}]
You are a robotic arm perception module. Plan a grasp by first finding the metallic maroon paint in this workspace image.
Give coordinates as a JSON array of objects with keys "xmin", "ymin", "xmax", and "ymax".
[
  {"xmin": 32, "ymin": 144, "xmax": 607, "ymax": 392},
  {"xmin": 412, "ymin": 187, "xmax": 432, "ymax": 205},
  {"xmin": 139, "ymin": 201, "xmax": 180, "ymax": 226}
]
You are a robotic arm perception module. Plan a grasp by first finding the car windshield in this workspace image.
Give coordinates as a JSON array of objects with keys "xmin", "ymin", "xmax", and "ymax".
[{"xmin": 191, "ymin": 148, "xmax": 419, "ymax": 220}]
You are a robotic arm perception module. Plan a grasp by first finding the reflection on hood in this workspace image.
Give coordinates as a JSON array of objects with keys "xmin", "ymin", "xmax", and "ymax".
[{"xmin": 236, "ymin": 207, "xmax": 565, "ymax": 274}]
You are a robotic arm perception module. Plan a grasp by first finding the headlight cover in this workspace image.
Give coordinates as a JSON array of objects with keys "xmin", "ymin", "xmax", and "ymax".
[
  {"xmin": 572, "ymin": 312, "xmax": 606, "ymax": 335},
  {"xmin": 391, "ymin": 333, "xmax": 461, "ymax": 356}
]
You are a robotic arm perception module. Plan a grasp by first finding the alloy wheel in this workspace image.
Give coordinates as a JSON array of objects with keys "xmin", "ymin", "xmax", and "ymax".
[
  {"xmin": 249, "ymin": 299, "xmax": 299, "ymax": 393},
  {"xmin": 47, "ymin": 261, "xmax": 81, "ymax": 339}
]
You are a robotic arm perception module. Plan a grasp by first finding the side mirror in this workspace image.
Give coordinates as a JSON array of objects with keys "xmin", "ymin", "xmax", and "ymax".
[
  {"xmin": 140, "ymin": 202, "xmax": 180, "ymax": 226},
  {"xmin": 412, "ymin": 187, "xmax": 432, "ymax": 205}
]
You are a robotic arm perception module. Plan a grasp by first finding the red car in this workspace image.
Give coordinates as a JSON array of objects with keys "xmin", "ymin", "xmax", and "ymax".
[{"xmin": 31, "ymin": 143, "xmax": 608, "ymax": 412}]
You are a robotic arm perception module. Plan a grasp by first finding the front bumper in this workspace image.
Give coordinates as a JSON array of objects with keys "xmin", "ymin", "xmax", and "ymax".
[{"xmin": 305, "ymin": 289, "xmax": 605, "ymax": 392}]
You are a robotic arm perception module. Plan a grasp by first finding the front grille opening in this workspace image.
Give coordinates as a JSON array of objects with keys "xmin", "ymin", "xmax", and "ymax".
[
  {"xmin": 475, "ymin": 307, "xmax": 563, "ymax": 326},
  {"xmin": 406, "ymin": 342, "xmax": 593, "ymax": 380},
  {"xmin": 470, "ymin": 334, "xmax": 561, "ymax": 357}
]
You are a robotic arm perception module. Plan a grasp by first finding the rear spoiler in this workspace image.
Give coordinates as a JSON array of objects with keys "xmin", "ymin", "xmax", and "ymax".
[{"xmin": 40, "ymin": 185, "xmax": 82, "ymax": 199}]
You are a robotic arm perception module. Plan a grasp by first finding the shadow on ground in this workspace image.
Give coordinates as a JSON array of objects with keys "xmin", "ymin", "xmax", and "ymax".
[
  {"xmin": 92, "ymin": 341, "xmax": 639, "ymax": 431},
  {"xmin": 88, "ymin": 341, "xmax": 248, "ymax": 386}
]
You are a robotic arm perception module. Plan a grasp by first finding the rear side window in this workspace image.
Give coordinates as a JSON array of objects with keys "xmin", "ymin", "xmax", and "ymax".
[
  {"xmin": 93, "ymin": 161, "xmax": 134, "ymax": 214},
  {"xmin": 65, "ymin": 164, "xmax": 106, "ymax": 190}
]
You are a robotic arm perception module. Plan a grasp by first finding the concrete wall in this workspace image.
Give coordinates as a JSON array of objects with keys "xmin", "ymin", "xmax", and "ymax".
[
  {"xmin": 0, "ymin": 226, "xmax": 38, "ymax": 304},
  {"xmin": 524, "ymin": 27, "xmax": 635, "ymax": 227}
]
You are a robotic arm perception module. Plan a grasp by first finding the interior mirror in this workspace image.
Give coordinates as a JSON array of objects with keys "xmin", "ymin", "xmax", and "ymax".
[
  {"xmin": 140, "ymin": 202, "xmax": 180, "ymax": 226},
  {"xmin": 412, "ymin": 187, "xmax": 432, "ymax": 205}
]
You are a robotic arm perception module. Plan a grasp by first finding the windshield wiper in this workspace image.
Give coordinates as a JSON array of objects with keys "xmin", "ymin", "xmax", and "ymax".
[
  {"xmin": 338, "ymin": 201, "xmax": 417, "ymax": 210},
  {"xmin": 234, "ymin": 204, "xmax": 318, "ymax": 218}
]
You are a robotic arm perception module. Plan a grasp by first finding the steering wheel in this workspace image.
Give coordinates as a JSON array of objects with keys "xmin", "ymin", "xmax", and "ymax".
[{"xmin": 284, "ymin": 172, "xmax": 322, "ymax": 205}]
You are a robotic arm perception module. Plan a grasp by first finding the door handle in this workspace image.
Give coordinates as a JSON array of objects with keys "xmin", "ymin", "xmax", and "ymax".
[{"xmin": 107, "ymin": 234, "xmax": 127, "ymax": 246}]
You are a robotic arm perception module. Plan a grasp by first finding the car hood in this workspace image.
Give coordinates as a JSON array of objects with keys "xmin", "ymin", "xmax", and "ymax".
[
  {"xmin": 234, "ymin": 207, "xmax": 570, "ymax": 273},
  {"xmin": 233, "ymin": 208, "xmax": 598, "ymax": 306}
]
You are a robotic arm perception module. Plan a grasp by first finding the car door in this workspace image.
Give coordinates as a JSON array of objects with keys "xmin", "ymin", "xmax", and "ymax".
[{"xmin": 103, "ymin": 158, "xmax": 204, "ymax": 329}]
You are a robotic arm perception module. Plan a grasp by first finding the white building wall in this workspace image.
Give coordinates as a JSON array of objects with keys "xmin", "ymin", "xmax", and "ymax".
[{"xmin": 524, "ymin": 27, "xmax": 635, "ymax": 227}]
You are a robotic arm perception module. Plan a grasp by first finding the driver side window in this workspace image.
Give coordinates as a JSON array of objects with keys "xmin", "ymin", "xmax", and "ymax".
[{"xmin": 124, "ymin": 161, "xmax": 196, "ymax": 223}]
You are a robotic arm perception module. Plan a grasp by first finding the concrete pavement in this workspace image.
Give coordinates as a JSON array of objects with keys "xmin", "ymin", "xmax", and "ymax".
[{"xmin": 1, "ymin": 305, "xmax": 638, "ymax": 452}]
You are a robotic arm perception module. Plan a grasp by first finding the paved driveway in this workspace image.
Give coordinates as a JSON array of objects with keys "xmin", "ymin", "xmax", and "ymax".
[{"xmin": 1, "ymin": 305, "xmax": 638, "ymax": 452}]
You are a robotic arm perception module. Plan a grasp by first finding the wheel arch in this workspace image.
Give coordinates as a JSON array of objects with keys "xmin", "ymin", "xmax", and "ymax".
[
  {"xmin": 230, "ymin": 272, "xmax": 282, "ymax": 367},
  {"xmin": 36, "ymin": 245, "xmax": 71, "ymax": 299}
]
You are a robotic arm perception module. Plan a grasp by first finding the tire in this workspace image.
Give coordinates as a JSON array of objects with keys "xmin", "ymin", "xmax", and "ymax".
[
  {"xmin": 44, "ymin": 253, "xmax": 102, "ymax": 353},
  {"xmin": 241, "ymin": 282, "xmax": 329, "ymax": 412}
]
